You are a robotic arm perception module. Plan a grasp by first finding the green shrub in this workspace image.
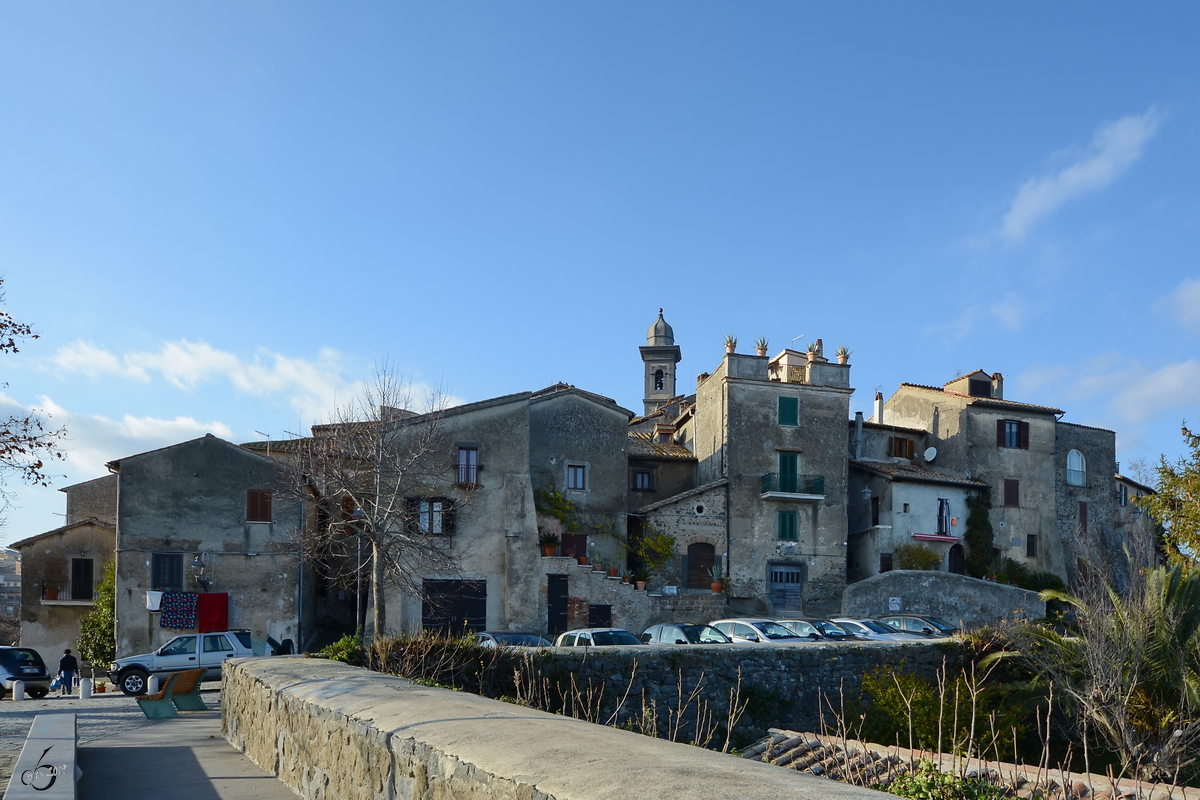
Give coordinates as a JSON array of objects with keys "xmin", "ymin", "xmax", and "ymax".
[
  {"xmin": 894, "ymin": 543, "xmax": 943, "ymax": 571},
  {"xmin": 315, "ymin": 633, "xmax": 366, "ymax": 666},
  {"xmin": 878, "ymin": 758, "xmax": 1008, "ymax": 800}
]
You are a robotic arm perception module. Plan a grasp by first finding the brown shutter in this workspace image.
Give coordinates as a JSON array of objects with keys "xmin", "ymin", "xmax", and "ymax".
[
  {"xmin": 997, "ymin": 420, "xmax": 1006, "ymax": 447},
  {"xmin": 442, "ymin": 499, "xmax": 456, "ymax": 535},
  {"xmin": 1019, "ymin": 421, "xmax": 1030, "ymax": 450},
  {"xmin": 1004, "ymin": 479, "xmax": 1020, "ymax": 507}
]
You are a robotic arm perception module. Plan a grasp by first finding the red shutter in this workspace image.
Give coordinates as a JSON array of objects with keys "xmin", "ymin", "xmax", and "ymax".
[
  {"xmin": 996, "ymin": 420, "xmax": 1006, "ymax": 447},
  {"xmin": 1019, "ymin": 421, "xmax": 1030, "ymax": 450}
]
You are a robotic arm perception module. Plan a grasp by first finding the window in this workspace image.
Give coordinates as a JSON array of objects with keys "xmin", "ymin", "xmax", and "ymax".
[
  {"xmin": 1026, "ymin": 534, "xmax": 1038, "ymax": 558},
  {"xmin": 203, "ymin": 634, "xmax": 233, "ymax": 653},
  {"xmin": 1120, "ymin": 484, "xmax": 1129, "ymax": 507},
  {"xmin": 997, "ymin": 420, "xmax": 1030, "ymax": 449},
  {"xmin": 778, "ymin": 396, "xmax": 799, "ymax": 427},
  {"xmin": 777, "ymin": 510, "xmax": 798, "ymax": 541},
  {"xmin": 1079, "ymin": 501, "xmax": 1088, "ymax": 535},
  {"xmin": 151, "ymin": 553, "xmax": 184, "ymax": 591},
  {"xmin": 1003, "ymin": 479, "xmax": 1020, "ymax": 508},
  {"xmin": 889, "ymin": 437, "xmax": 914, "ymax": 459},
  {"xmin": 161, "ymin": 636, "xmax": 197, "ymax": 656},
  {"xmin": 632, "ymin": 468, "xmax": 654, "ymax": 491},
  {"xmin": 567, "ymin": 464, "xmax": 586, "ymax": 490},
  {"xmin": 902, "ymin": 502, "xmax": 910, "ymax": 513},
  {"xmin": 1067, "ymin": 449, "xmax": 1086, "ymax": 486},
  {"xmin": 968, "ymin": 379, "xmax": 992, "ymax": 398},
  {"xmin": 70, "ymin": 558, "xmax": 94, "ymax": 601},
  {"xmin": 880, "ymin": 553, "xmax": 893, "ymax": 573},
  {"xmin": 654, "ymin": 369, "xmax": 664, "ymax": 390},
  {"xmin": 456, "ymin": 447, "xmax": 479, "ymax": 485},
  {"xmin": 405, "ymin": 498, "xmax": 456, "ymax": 535},
  {"xmin": 937, "ymin": 499, "xmax": 951, "ymax": 535},
  {"xmin": 246, "ymin": 489, "xmax": 272, "ymax": 522}
]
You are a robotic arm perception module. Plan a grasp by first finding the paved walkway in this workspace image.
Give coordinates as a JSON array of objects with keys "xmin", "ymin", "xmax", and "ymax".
[{"xmin": 1, "ymin": 689, "xmax": 299, "ymax": 799}]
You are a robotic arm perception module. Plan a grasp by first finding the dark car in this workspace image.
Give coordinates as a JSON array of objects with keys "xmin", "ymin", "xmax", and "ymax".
[
  {"xmin": 777, "ymin": 618, "xmax": 863, "ymax": 641},
  {"xmin": 641, "ymin": 623, "xmax": 732, "ymax": 645},
  {"xmin": 476, "ymin": 631, "xmax": 553, "ymax": 648},
  {"xmin": 0, "ymin": 647, "xmax": 51, "ymax": 699},
  {"xmin": 879, "ymin": 615, "xmax": 960, "ymax": 638}
]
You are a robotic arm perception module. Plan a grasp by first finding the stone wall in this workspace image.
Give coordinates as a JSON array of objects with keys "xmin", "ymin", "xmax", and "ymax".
[
  {"xmin": 222, "ymin": 657, "xmax": 890, "ymax": 800},
  {"xmin": 842, "ymin": 570, "xmax": 1045, "ymax": 629}
]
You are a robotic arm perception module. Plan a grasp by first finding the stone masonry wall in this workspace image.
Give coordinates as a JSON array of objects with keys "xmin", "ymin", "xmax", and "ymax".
[{"xmin": 222, "ymin": 657, "xmax": 891, "ymax": 800}]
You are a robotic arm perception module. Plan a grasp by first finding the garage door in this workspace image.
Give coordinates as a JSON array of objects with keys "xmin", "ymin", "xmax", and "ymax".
[{"xmin": 422, "ymin": 580, "xmax": 487, "ymax": 635}]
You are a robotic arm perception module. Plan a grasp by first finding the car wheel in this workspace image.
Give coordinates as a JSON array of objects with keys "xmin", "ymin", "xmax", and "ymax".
[
  {"xmin": 119, "ymin": 668, "xmax": 149, "ymax": 696},
  {"xmin": 27, "ymin": 687, "xmax": 48, "ymax": 699}
]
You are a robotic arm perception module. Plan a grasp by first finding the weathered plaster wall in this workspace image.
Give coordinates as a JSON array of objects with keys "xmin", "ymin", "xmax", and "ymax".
[
  {"xmin": 63, "ymin": 474, "xmax": 118, "ymax": 525},
  {"xmin": 114, "ymin": 435, "xmax": 301, "ymax": 657},
  {"xmin": 842, "ymin": 570, "xmax": 1045, "ymax": 629},
  {"xmin": 221, "ymin": 656, "xmax": 912, "ymax": 800}
]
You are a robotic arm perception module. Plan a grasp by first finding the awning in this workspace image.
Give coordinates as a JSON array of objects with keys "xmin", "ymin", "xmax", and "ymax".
[{"xmin": 912, "ymin": 533, "xmax": 958, "ymax": 543}]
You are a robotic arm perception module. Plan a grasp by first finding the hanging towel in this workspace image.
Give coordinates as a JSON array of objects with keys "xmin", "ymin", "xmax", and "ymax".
[
  {"xmin": 146, "ymin": 591, "xmax": 163, "ymax": 612},
  {"xmin": 159, "ymin": 591, "xmax": 198, "ymax": 629},
  {"xmin": 197, "ymin": 592, "xmax": 229, "ymax": 633}
]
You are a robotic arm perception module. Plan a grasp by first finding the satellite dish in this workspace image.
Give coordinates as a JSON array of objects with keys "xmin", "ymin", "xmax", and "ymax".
[{"xmin": 924, "ymin": 447, "xmax": 937, "ymax": 463}]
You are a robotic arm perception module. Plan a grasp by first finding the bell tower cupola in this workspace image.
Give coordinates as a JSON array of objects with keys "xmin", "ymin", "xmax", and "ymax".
[{"xmin": 640, "ymin": 309, "xmax": 682, "ymax": 415}]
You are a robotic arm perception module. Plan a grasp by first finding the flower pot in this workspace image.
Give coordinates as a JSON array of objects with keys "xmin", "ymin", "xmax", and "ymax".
[
  {"xmin": 837, "ymin": 355, "xmax": 849, "ymax": 364},
  {"xmin": 635, "ymin": 581, "xmax": 647, "ymax": 590},
  {"xmin": 607, "ymin": 568, "xmax": 619, "ymax": 578},
  {"xmin": 43, "ymin": 590, "xmax": 59, "ymax": 600},
  {"xmin": 542, "ymin": 545, "xmax": 557, "ymax": 557},
  {"xmin": 725, "ymin": 344, "xmax": 735, "ymax": 354},
  {"xmin": 756, "ymin": 347, "xmax": 767, "ymax": 357},
  {"xmin": 807, "ymin": 351, "xmax": 817, "ymax": 363},
  {"xmin": 710, "ymin": 582, "xmax": 723, "ymax": 594},
  {"xmin": 622, "ymin": 576, "xmax": 630, "ymax": 584},
  {"xmin": 577, "ymin": 556, "xmax": 589, "ymax": 566}
]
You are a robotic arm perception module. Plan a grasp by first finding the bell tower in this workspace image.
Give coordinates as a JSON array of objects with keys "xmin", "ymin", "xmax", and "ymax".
[{"xmin": 640, "ymin": 309, "xmax": 682, "ymax": 415}]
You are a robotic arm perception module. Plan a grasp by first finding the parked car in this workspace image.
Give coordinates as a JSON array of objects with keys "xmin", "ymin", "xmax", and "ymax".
[
  {"xmin": 476, "ymin": 631, "xmax": 553, "ymax": 648},
  {"xmin": 555, "ymin": 628, "xmax": 644, "ymax": 647},
  {"xmin": 878, "ymin": 615, "xmax": 959, "ymax": 638},
  {"xmin": 832, "ymin": 618, "xmax": 929, "ymax": 642},
  {"xmin": 109, "ymin": 629, "xmax": 266, "ymax": 696},
  {"xmin": 0, "ymin": 647, "xmax": 51, "ymax": 699},
  {"xmin": 777, "ymin": 618, "xmax": 864, "ymax": 641},
  {"xmin": 709, "ymin": 618, "xmax": 807, "ymax": 644},
  {"xmin": 641, "ymin": 623, "xmax": 732, "ymax": 645}
]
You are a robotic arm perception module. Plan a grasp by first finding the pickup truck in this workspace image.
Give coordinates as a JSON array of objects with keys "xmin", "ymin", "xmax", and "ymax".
[{"xmin": 109, "ymin": 630, "xmax": 281, "ymax": 696}]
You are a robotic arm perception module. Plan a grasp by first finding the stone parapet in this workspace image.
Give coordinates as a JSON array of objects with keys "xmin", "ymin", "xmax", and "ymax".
[{"xmin": 222, "ymin": 657, "xmax": 894, "ymax": 800}]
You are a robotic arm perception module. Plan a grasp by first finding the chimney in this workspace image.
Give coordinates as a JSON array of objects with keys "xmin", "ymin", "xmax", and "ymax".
[
  {"xmin": 992, "ymin": 372, "xmax": 1004, "ymax": 400},
  {"xmin": 874, "ymin": 391, "xmax": 884, "ymax": 424},
  {"xmin": 853, "ymin": 411, "xmax": 864, "ymax": 460},
  {"xmin": 815, "ymin": 338, "xmax": 824, "ymax": 358}
]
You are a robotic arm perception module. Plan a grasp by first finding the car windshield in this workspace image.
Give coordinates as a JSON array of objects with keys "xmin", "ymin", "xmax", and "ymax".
[
  {"xmin": 812, "ymin": 621, "xmax": 852, "ymax": 637},
  {"xmin": 0, "ymin": 649, "xmax": 45, "ymax": 670},
  {"xmin": 492, "ymin": 633, "xmax": 549, "ymax": 647},
  {"xmin": 753, "ymin": 622, "xmax": 799, "ymax": 640},
  {"xmin": 679, "ymin": 625, "xmax": 730, "ymax": 644},
  {"xmin": 923, "ymin": 618, "xmax": 957, "ymax": 632},
  {"xmin": 591, "ymin": 630, "xmax": 642, "ymax": 646},
  {"xmin": 860, "ymin": 620, "xmax": 898, "ymax": 634}
]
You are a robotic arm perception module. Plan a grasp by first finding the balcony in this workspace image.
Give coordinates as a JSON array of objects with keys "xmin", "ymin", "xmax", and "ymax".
[
  {"xmin": 41, "ymin": 582, "xmax": 98, "ymax": 604},
  {"xmin": 760, "ymin": 473, "xmax": 825, "ymax": 500}
]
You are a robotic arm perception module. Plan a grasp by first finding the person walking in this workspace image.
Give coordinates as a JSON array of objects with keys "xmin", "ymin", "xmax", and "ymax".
[{"xmin": 58, "ymin": 648, "xmax": 78, "ymax": 696}]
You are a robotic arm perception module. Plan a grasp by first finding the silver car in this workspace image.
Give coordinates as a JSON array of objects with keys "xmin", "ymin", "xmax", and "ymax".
[{"xmin": 709, "ymin": 618, "xmax": 807, "ymax": 644}]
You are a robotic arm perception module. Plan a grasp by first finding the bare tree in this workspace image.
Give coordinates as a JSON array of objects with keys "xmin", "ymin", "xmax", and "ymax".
[{"xmin": 285, "ymin": 367, "xmax": 467, "ymax": 640}]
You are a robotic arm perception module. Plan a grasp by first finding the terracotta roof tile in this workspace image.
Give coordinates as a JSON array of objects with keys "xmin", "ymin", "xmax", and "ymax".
[
  {"xmin": 850, "ymin": 459, "xmax": 986, "ymax": 488},
  {"xmin": 898, "ymin": 383, "xmax": 1063, "ymax": 414},
  {"xmin": 628, "ymin": 432, "xmax": 696, "ymax": 460}
]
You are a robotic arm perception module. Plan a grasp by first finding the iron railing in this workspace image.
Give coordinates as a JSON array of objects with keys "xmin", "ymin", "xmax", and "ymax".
[{"xmin": 761, "ymin": 473, "xmax": 825, "ymax": 495}]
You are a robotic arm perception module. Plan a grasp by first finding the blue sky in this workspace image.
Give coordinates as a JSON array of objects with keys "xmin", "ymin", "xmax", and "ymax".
[{"xmin": 2, "ymin": 3, "xmax": 1199, "ymax": 545}]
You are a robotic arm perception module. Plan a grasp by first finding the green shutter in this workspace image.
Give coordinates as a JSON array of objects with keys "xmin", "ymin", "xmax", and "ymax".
[
  {"xmin": 778, "ymin": 396, "xmax": 799, "ymax": 426},
  {"xmin": 777, "ymin": 510, "xmax": 798, "ymax": 541}
]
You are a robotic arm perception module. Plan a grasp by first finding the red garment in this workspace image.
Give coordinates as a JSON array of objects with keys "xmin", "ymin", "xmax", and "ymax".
[{"xmin": 197, "ymin": 592, "xmax": 229, "ymax": 633}]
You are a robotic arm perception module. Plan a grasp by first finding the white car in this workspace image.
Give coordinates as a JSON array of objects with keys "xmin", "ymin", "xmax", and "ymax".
[
  {"xmin": 109, "ymin": 629, "xmax": 270, "ymax": 696},
  {"xmin": 709, "ymin": 618, "xmax": 808, "ymax": 644}
]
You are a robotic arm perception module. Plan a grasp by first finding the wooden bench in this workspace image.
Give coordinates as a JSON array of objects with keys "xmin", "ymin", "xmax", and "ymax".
[
  {"xmin": 135, "ymin": 671, "xmax": 181, "ymax": 719},
  {"xmin": 168, "ymin": 667, "xmax": 209, "ymax": 711},
  {"xmin": 4, "ymin": 713, "xmax": 78, "ymax": 799}
]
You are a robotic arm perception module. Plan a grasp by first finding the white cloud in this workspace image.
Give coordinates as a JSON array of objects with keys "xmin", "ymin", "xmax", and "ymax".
[
  {"xmin": 1156, "ymin": 278, "xmax": 1200, "ymax": 333},
  {"xmin": 989, "ymin": 292, "xmax": 1025, "ymax": 331},
  {"xmin": 47, "ymin": 340, "xmax": 355, "ymax": 424},
  {"xmin": 1000, "ymin": 108, "xmax": 1162, "ymax": 242}
]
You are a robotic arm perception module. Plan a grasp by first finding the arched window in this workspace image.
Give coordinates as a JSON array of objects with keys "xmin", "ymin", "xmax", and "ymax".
[
  {"xmin": 1067, "ymin": 449, "xmax": 1086, "ymax": 486},
  {"xmin": 654, "ymin": 369, "xmax": 665, "ymax": 391}
]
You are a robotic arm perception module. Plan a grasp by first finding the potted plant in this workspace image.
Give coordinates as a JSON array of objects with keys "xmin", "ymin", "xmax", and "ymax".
[
  {"xmin": 835, "ymin": 345, "xmax": 851, "ymax": 364},
  {"xmin": 538, "ymin": 530, "xmax": 560, "ymax": 557},
  {"xmin": 805, "ymin": 341, "xmax": 820, "ymax": 363},
  {"xmin": 724, "ymin": 335, "xmax": 737, "ymax": 354},
  {"xmin": 707, "ymin": 564, "xmax": 725, "ymax": 594},
  {"xmin": 577, "ymin": 555, "xmax": 589, "ymax": 566},
  {"xmin": 42, "ymin": 556, "xmax": 68, "ymax": 600},
  {"xmin": 755, "ymin": 337, "xmax": 769, "ymax": 357},
  {"xmin": 95, "ymin": 680, "xmax": 107, "ymax": 694},
  {"xmin": 632, "ymin": 569, "xmax": 651, "ymax": 590}
]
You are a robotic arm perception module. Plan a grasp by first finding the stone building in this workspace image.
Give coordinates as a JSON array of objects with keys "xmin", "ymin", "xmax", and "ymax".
[
  {"xmin": 882, "ymin": 370, "xmax": 1119, "ymax": 584},
  {"xmin": 109, "ymin": 434, "xmax": 305, "ymax": 657}
]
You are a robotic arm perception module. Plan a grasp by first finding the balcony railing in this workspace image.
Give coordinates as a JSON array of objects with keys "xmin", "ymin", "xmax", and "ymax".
[
  {"xmin": 42, "ymin": 582, "xmax": 99, "ymax": 602},
  {"xmin": 761, "ymin": 473, "xmax": 825, "ymax": 496}
]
